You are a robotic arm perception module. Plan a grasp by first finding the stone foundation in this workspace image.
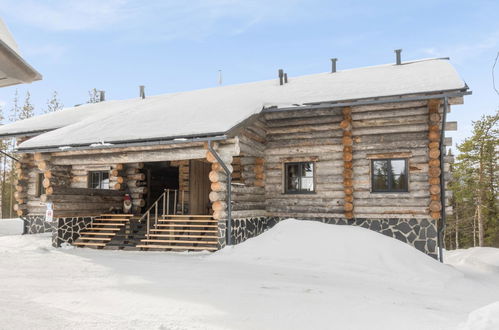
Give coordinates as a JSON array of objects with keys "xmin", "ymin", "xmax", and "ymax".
[
  {"xmin": 226, "ymin": 216, "xmax": 438, "ymax": 259},
  {"xmin": 21, "ymin": 215, "xmax": 95, "ymax": 248},
  {"xmin": 53, "ymin": 217, "xmax": 94, "ymax": 247},
  {"xmin": 23, "ymin": 215, "xmax": 56, "ymax": 235},
  {"xmin": 231, "ymin": 217, "xmax": 280, "ymax": 244}
]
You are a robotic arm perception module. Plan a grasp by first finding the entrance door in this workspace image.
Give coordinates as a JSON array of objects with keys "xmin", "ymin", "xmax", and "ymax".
[
  {"xmin": 189, "ymin": 160, "xmax": 211, "ymax": 215},
  {"xmin": 144, "ymin": 162, "xmax": 179, "ymax": 209}
]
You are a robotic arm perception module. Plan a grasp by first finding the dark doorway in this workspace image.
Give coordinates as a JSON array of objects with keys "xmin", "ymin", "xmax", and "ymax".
[{"xmin": 143, "ymin": 162, "xmax": 179, "ymax": 209}]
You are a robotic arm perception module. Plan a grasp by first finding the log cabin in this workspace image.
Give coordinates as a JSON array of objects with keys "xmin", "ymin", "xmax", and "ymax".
[{"xmin": 0, "ymin": 56, "xmax": 469, "ymax": 259}]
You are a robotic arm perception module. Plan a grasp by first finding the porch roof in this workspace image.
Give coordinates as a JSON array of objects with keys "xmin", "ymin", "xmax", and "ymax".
[{"xmin": 0, "ymin": 58, "xmax": 466, "ymax": 151}]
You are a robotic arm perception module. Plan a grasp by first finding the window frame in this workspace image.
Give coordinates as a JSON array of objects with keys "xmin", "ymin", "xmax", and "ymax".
[
  {"xmin": 88, "ymin": 170, "xmax": 110, "ymax": 190},
  {"xmin": 370, "ymin": 158, "xmax": 409, "ymax": 193},
  {"xmin": 284, "ymin": 161, "xmax": 316, "ymax": 195},
  {"xmin": 36, "ymin": 173, "xmax": 46, "ymax": 197}
]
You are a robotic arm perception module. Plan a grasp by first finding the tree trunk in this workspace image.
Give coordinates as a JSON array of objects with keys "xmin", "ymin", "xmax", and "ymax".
[
  {"xmin": 477, "ymin": 146, "xmax": 485, "ymax": 247},
  {"xmin": 473, "ymin": 207, "xmax": 477, "ymax": 247},
  {"xmin": 454, "ymin": 203, "xmax": 459, "ymax": 249}
]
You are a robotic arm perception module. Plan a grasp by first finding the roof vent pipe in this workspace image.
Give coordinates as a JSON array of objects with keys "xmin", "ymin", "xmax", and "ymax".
[
  {"xmin": 139, "ymin": 85, "xmax": 145, "ymax": 99},
  {"xmin": 331, "ymin": 58, "xmax": 338, "ymax": 73},
  {"xmin": 278, "ymin": 69, "xmax": 284, "ymax": 85},
  {"xmin": 284, "ymin": 73, "xmax": 288, "ymax": 84},
  {"xmin": 99, "ymin": 90, "xmax": 105, "ymax": 102},
  {"xmin": 395, "ymin": 49, "xmax": 402, "ymax": 65}
]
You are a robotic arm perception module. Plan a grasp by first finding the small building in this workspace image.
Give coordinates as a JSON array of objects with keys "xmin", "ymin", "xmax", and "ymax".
[{"xmin": 0, "ymin": 57, "xmax": 468, "ymax": 258}]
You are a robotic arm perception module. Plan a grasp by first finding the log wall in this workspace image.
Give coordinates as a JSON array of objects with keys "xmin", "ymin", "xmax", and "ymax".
[
  {"xmin": 263, "ymin": 107, "xmax": 345, "ymax": 218},
  {"xmin": 262, "ymin": 99, "xmax": 453, "ymax": 220}
]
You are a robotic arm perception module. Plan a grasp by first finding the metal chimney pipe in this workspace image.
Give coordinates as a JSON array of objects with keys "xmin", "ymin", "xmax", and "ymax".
[
  {"xmin": 278, "ymin": 69, "xmax": 284, "ymax": 85},
  {"xmin": 139, "ymin": 85, "xmax": 145, "ymax": 99},
  {"xmin": 395, "ymin": 49, "xmax": 402, "ymax": 65},
  {"xmin": 331, "ymin": 58, "xmax": 338, "ymax": 73},
  {"xmin": 99, "ymin": 90, "xmax": 105, "ymax": 102},
  {"xmin": 284, "ymin": 73, "xmax": 288, "ymax": 84}
]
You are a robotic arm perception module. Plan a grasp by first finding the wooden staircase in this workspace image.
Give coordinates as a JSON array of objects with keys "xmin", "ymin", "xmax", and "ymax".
[
  {"xmin": 73, "ymin": 214, "xmax": 134, "ymax": 248},
  {"xmin": 136, "ymin": 214, "xmax": 219, "ymax": 251}
]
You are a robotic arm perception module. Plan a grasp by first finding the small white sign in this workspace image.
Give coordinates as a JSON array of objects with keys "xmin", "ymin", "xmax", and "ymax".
[{"xmin": 45, "ymin": 202, "xmax": 53, "ymax": 222}]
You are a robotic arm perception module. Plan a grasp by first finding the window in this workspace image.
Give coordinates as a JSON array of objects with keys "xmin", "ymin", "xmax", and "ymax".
[
  {"xmin": 285, "ymin": 162, "xmax": 315, "ymax": 194},
  {"xmin": 371, "ymin": 159, "xmax": 408, "ymax": 192},
  {"xmin": 36, "ymin": 173, "xmax": 46, "ymax": 197},
  {"xmin": 88, "ymin": 171, "xmax": 110, "ymax": 189}
]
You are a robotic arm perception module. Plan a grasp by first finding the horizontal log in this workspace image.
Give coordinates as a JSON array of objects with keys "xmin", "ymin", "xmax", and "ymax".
[
  {"xmin": 232, "ymin": 210, "xmax": 268, "ymax": 218},
  {"xmin": 13, "ymin": 203, "xmax": 27, "ymax": 211},
  {"xmin": 46, "ymin": 187, "xmax": 124, "ymax": 196},
  {"xmin": 209, "ymin": 170, "xmax": 227, "ymax": 183},
  {"xmin": 41, "ymin": 194, "xmax": 124, "ymax": 203},
  {"xmin": 51, "ymin": 202, "xmax": 122, "ymax": 211},
  {"xmin": 212, "ymin": 201, "xmax": 227, "ymax": 211}
]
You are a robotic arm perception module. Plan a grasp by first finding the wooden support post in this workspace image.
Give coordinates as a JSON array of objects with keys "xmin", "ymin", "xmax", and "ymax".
[{"xmin": 341, "ymin": 107, "xmax": 354, "ymax": 219}]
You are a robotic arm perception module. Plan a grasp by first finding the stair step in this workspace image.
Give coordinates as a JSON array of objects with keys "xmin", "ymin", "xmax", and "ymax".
[
  {"xmin": 141, "ymin": 239, "xmax": 218, "ymax": 244},
  {"xmin": 78, "ymin": 232, "xmax": 117, "ymax": 236},
  {"xmin": 94, "ymin": 218, "xmax": 130, "ymax": 222},
  {"xmin": 74, "ymin": 242, "xmax": 106, "ymax": 247},
  {"xmin": 150, "ymin": 229, "xmax": 218, "ymax": 233},
  {"xmin": 148, "ymin": 234, "xmax": 218, "ymax": 239},
  {"xmin": 99, "ymin": 214, "xmax": 134, "ymax": 217},
  {"xmin": 158, "ymin": 219, "xmax": 217, "ymax": 223},
  {"xmin": 91, "ymin": 223, "xmax": 125, "ymax": 226},
  {"xmin": 86, "ymin": 227, "xmax": 121, "ymax": 231},
  {"xmin": 136, "ymin": 244, "xmax": 217, "ymax": 251},
  {"xmin": 155, "ymin": 224, "xmax": 218, "ymax": 228},
  {"xmin": 78, "ymin": 237, "xmax": 112, "ymax": 241},
  {"xmin": 161, "ymin": 215, "xmax": 213, "ymax": 219}
]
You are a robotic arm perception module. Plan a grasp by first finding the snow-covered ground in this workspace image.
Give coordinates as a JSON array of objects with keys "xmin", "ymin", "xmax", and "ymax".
[
  {"xmin": 0, "ymin": 218, "xmax": 23, "ymax": 236},
  {"xmin": 0, "ymin": 219, "xmax": 498, "ymax": 330}
]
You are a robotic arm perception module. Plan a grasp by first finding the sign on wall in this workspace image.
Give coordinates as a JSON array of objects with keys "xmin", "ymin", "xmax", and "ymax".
[{"xmin": 45, "ymin": 202, "xmax": 53, "ymax": 222}]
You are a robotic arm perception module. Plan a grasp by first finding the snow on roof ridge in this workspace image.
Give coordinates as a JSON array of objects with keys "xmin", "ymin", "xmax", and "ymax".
[{"xmin": 12, "ymin": 58, "xmax": 465, "ymax": 150}]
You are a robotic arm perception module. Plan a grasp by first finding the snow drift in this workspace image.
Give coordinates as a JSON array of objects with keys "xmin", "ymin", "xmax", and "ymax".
[
  {"xmin": 215, "ymin": 219, "xmax": 456, "ymax": 279},
  {"xmin": 1, "ymin": 219, "xmax": 499, "ymax": 330},
  {"xmin": 0, "ymin": 218, "xmax": 23, "ymax": 236}
]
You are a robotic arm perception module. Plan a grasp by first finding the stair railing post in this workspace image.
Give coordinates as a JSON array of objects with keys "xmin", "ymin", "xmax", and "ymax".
[
  {"xmin": 162, "ymin": 190, "xmax": 166, "ymax": 216},
  {"xmin": 174, "ymin": 190, "xmax": 178, "ymax": 214},
  {"xmin": 147, "ymin": 212, "xmax": 150, "ymax": 240},
  {"xmin": 155, "ymin": 202, "xmax": 158, "ymax": 227},
  {"xmin": 167, "ymin": 189, "xmax": 170, "ymax": 215},
  {"xmin": 181, "ymin": 190, "xmax": 185, "ymax": 215}
]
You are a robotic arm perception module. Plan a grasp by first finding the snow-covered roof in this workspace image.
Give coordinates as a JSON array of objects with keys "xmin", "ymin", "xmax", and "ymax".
[
  {"xmin": 0, "ymin": 58, "xmax": 466, "ymax": 150},
  {"xmin": 0, "ymin": 19, "xmax": 20, "ymax": 55},
  {"xmin": 0, "ymin": 18, "xmax": 42, "ymax": 88}
]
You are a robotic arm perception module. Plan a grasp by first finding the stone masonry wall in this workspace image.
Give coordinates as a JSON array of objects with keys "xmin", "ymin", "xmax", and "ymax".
[
  {"xmin": 228, "ymin": 217, "xmax": 438, "ymax": 259},
  {"xmin": 22, "ymin": 215, "xmax": 94, "ymax": 247}
]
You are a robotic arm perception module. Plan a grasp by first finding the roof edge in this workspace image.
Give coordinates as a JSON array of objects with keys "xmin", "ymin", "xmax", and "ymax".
[
  {"xmin": 0, "ymin": 38, "xmax": 42, "ymax": 84},
  {"xmin": 17, "ymin": 133, "xmax": 228, "ymax": 154}
]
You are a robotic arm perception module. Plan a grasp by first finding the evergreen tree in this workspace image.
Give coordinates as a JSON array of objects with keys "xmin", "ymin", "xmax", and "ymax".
[
  {"xmin": 446, "ymin": 110, "xmax": 499, "ymax": 248},
  {"xmin": 45, "ymin": 91, "xmax": 64, "ymax": 113},
  {"xmin": 8, "ymin": 90, "xmax": 20, "ymax": 122},
  {"xmin": 0, "ymin": 102, "xmax": 4, "ymax": 219},
  {"xmin": 19, "ymin": 91, "xmax": 35, "ymax": 120}
]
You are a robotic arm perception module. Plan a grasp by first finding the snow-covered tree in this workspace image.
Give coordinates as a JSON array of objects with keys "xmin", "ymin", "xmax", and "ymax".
[
  {"xmin": 8, "ymin": 90, "xmax": 20, "ymax": 122},
  {"xmin": 45, "ymin": 91, "xmax": 64, "ymax": 113},
  {"xmin": 19, "ymin": 91, "xmax": 35, "ymax": 120},
  {"xmin": 87, "ymin": 88, "xmax": 101, "ymax": 103}
]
